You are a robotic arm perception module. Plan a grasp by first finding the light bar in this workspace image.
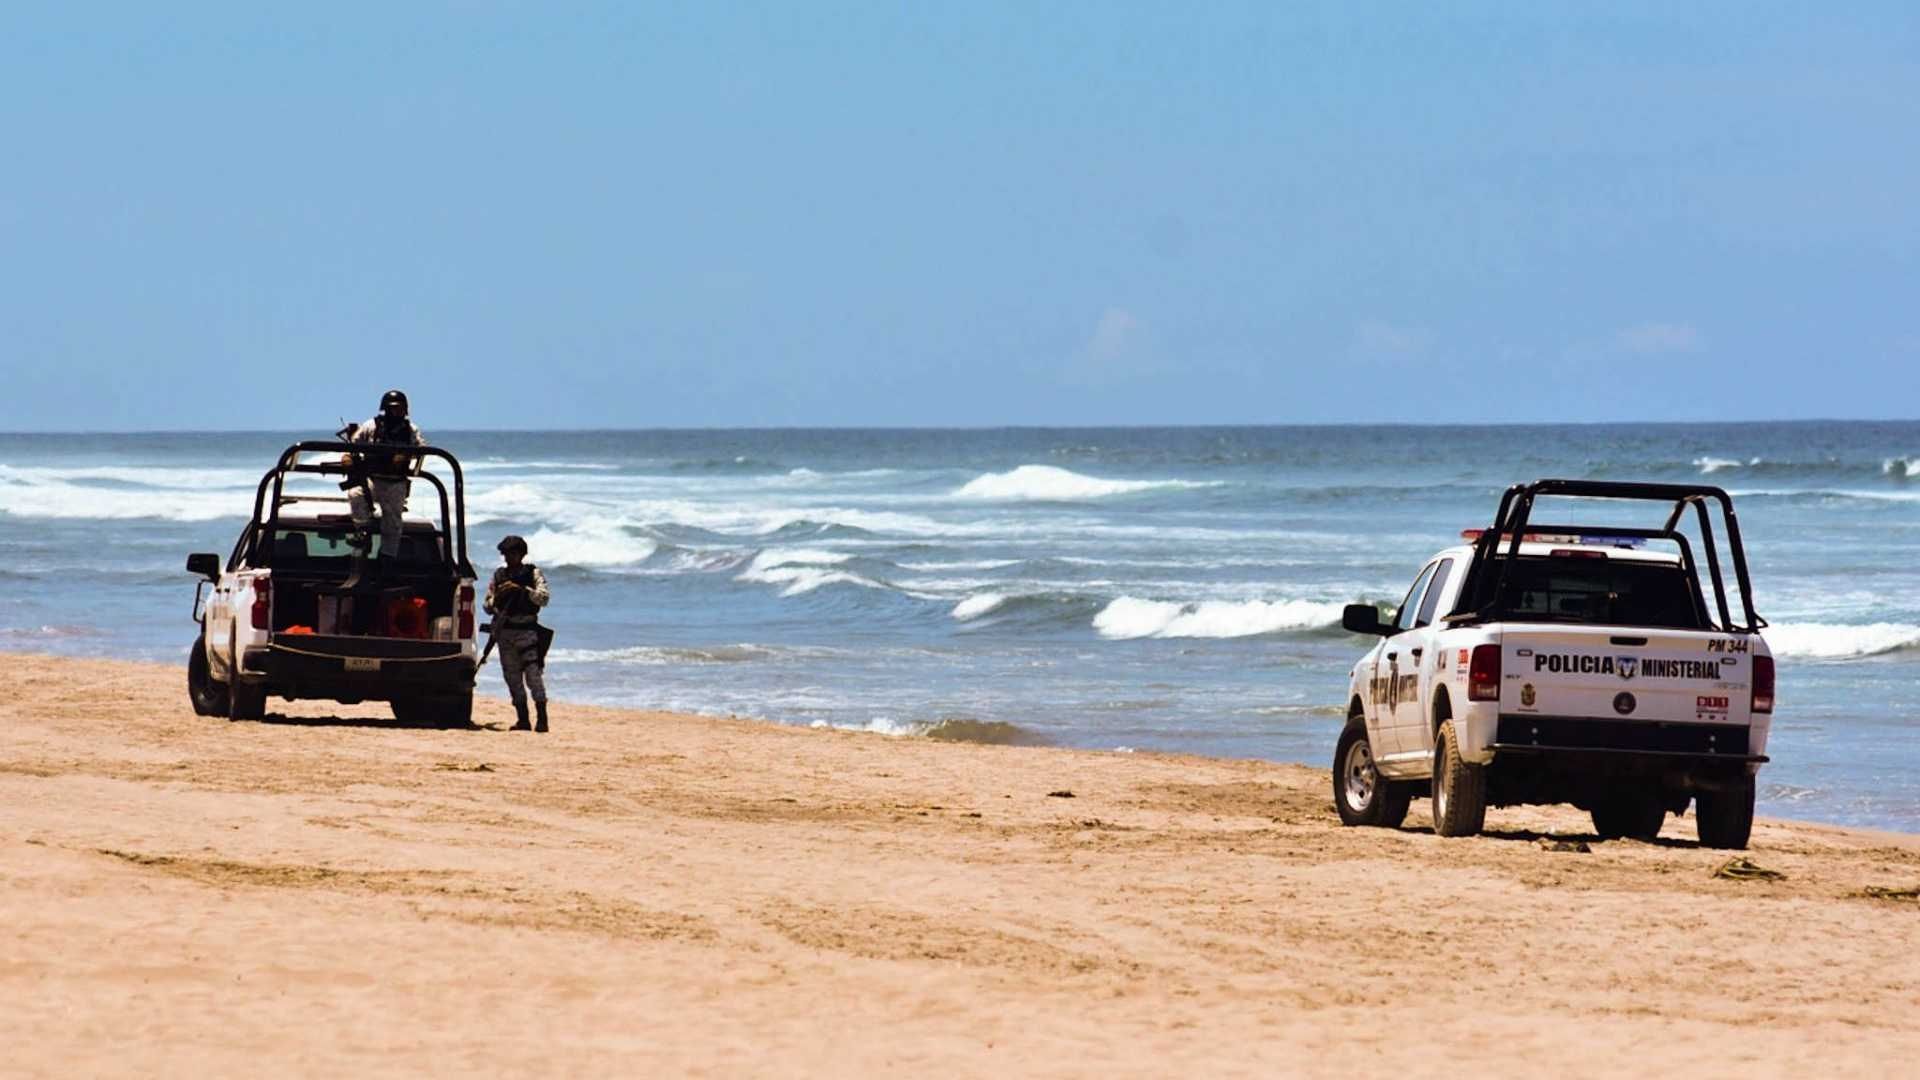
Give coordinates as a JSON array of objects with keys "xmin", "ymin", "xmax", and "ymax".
[
  {"xmin": 1461, "ymin": 529, "xmax": 1581, "ymax": 544},
  {"xmin": 1462, "ymin": 529, "xmax": 1646, "ymax": 549}
]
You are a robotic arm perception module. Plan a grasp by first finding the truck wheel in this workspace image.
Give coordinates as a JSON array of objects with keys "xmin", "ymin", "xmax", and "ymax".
[
  {"xmin": 433, "ymin": 693, "xmax": 474, "ymax": 729},
  {"xmin": 187, "ymin": 635, "xmax": 226, "ymax": 717},
  {"xmin": 1695, "ymin": 776, "xmax": 1756, "ymax": 850},
  {"xmin": 1591, "ymin": 789, "xmax": 1665, "ymax": 840},
  {"xmin": 1334, "ymin": 718, "xmax": 1410, "ymax": 828},
  {"xmin": 226, "ymin": 629, "xmax": 267, "ymax": 721},
  {"xmin": 1431, "ymin": 719, "xmax": 1486, "ymax": 838},
  {"xmin": 389, "ymin": 698, "xmax": 428, "ymax": 725}
]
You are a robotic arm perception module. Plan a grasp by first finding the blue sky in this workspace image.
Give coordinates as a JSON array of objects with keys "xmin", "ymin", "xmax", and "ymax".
[{"xmin": 1, "ymin": 3, "xmax": 1915, "ymax": 430}]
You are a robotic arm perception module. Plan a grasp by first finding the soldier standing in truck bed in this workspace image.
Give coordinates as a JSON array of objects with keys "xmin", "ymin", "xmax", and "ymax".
[
  {"xmin": 486, "ymin": 534, "xmax": 552, "ymax": 732},
  {"xmin": 343, "ymin": 389, "xmax": 425, "ymax": 578}
]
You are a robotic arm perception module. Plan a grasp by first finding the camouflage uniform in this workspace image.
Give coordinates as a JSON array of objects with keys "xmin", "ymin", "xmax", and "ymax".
[
  {"xmin": 485, "ymin": 562, "xmax": 551, "ymax": 713},
  {"xmin": 345, "ymin": 415, "xmax": 425, "ymax": 557}
]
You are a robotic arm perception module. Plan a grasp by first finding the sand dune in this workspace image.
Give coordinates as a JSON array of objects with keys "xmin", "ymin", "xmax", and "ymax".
[{"xmin": 3, "ymin": 654, "xmax": 1918, "ymax": 1077}]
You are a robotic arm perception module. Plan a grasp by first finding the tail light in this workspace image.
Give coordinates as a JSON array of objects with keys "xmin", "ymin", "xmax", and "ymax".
[
  {"xmin": 1751, "ymin": 654, "xmax": 1774, "ymax": 714},
  {"xmin": 250, "ymin": 577, "xmax": 271, "ymax": 630},
  {"xmin": 457, "ymin": 584, "xmax": 475, "ymax": 639},
  {"xmin": 1468, "ymin": 644, "xmax": 1501, "ymax": 701}
]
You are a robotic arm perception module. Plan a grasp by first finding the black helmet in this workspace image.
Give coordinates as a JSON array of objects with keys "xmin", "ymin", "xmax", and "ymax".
[
  {"xmin": 379, "ymin": 389, "xmax": 409, "ymax": 418},
  {"xmin": 497, "ymin": 534, "xmax": 528, "ymax": 556}
]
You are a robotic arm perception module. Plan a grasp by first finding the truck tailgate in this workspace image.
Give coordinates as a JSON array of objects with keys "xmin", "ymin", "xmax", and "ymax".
[{"xmin": 1501, "ymin": 625, "xmax": 1753, "ymax": 727}]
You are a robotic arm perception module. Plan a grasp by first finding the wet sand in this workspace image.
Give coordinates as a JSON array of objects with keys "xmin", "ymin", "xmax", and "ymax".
[{"xmin": 3, "ymin": 654, "xmax": 1917, "ymax": 1077}]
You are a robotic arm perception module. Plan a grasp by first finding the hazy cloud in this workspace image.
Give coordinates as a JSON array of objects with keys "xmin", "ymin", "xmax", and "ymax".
[
  {"xmin": 1084, "ymin": 307, "xmax": 1145, "ymax": 364},
  {"xmin": 1353, "ymin": 320, "xmax": 1432, "ymax": 356},
  {"xmin": 1063, "ymin": 307, "xmax": 1159, "ymax": 385},
  {"xmin": 1617, "ymin": 322, "xmax": 1704, "ymax": 354}
]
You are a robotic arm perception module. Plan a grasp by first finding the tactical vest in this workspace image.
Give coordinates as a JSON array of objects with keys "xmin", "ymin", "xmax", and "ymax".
[{"xmin": 496, "ymin": 565, "xmax": 541, "ymax": 625}]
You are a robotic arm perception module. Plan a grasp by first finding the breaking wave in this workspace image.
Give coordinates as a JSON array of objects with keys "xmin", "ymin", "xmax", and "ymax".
[
  {"xmin": 1693, "ymin": 456, "xmax": 1754, "ymax": 474},
  {"xmin": 951, "ymin": 593, "xmax": 1007, "ymax": 621},
  {"xmin": 1762, "ymin": 622, "xmax": 1920, "ymax": 661},
  {"xmin": 0, "ymin": 624, "xmax": 101, "ymax": 639},
  {"xmin": 0, "ymin": 482, "xmax": 241, "ymax": 522},
  {"xmin": 546, "ymin": 643, "xmax": 792, "ymax": 665},
  {"xmin": 734, "ymin": 547, "xmax": 879, "ymax": 596},
  {"xmin": 1243, "ymin": 703, "xmax": 1348, "ymax": 718},
  {"xmin": 464, "ymin": 460, "xmax": 622, "ymax": 472},
  {"xmin": 1885, "ymin": 456, "xmax": 1920, "ymax": 479},
  {"xmin": 812, "ymin": 715, "xmax": 1048, "ymax": 745},
  {"xmin": 1092, "ymin": 596, "xmax": 1348, "ymax": 639},
  {"xmin": 523, "ymin": 524, "xmax": 660, "ymax": 568},
  {"xmin": 1729, "ymin": 489, "xmax": 1920, "ymax": 506},
  {"xmin": 954, "ymin": 464, "xmax": 1221, "ymax": 501}
]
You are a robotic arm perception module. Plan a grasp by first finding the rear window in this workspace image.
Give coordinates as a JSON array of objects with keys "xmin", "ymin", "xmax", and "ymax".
[
  {"xmin": 1479, "ymin": 556, "xmax": 1706, "ymax": 629},
  {"xmin": 261, "ymin": 528, "xmax": 444, "ymax": 568}
]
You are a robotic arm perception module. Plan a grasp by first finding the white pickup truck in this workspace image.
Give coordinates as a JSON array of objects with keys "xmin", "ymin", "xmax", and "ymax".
[
  {"xmin": 1333, "ymin": 480, "xmax": 1773, "ymax": 849},
  {"xmin": 184, "ymin": 440, "xmax": 480, "ymax": 726}
]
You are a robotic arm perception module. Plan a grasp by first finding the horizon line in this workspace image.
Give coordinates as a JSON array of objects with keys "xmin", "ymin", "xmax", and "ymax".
[{"xmin": 3, "ymin": 417, "xmax": 1918, "ymax": 437}]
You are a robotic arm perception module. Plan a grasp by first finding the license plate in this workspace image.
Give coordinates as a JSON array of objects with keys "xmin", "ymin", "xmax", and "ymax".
[{"xmin": 344, "ymin": 657, "xmax": 382, "ymax": 672}]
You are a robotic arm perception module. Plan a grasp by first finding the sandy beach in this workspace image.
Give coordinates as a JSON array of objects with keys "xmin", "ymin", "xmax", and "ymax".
[{"xmin": 3, "ymin": 654, "xmax": 1917, "ymax": 1077}]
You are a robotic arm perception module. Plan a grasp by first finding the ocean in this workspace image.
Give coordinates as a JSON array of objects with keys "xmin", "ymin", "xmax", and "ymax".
[{"xmin": 3, "ymin": 422, "xmax": 1917, "ymax": 832}]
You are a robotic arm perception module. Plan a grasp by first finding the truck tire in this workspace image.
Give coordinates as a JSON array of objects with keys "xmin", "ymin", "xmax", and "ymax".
[
  {"xmin": 1591, "ymin": 789, "xmax": 1666, "ymax": 840},
  {"xmin": 1695, "ymin": 776, "xmax": 1756, "ymax": 850},
  {"xmin": 187, "ymin": 634, "xmax": 226, "ymax": 717},
  {"xmin": 1431, "ymin": 719, "xmax": 1486, "ymax": 838},
  {"xmin": 226, "ymin": 629, "xmax": 267, "ymax": 721},
  {"xmin": 1333, "ymin": 717, "xmax": 1411, "ymax": 828},
  {"xmin": 432, "ymin": 692, "xmax": 474, "ymax": 729},
  {"xmin": 389, "ymin": 698, "xmax": 429, "ymax": 725}
]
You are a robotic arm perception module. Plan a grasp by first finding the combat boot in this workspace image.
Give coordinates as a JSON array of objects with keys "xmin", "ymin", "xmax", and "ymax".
[
  {"xmin": 534, "ymin": 700, "xmax": 549, "ymax": 733},
  {"xmin": 511, "ymin": 700, "xmax": 532, "ymax": 731}
]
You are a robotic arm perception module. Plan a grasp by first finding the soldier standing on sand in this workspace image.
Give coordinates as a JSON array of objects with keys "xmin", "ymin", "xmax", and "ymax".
[
  {"xmin": 342, "ymin": 389, "xmax": 425, "ymax": 579},
  {"xmin": 486, "ymin": 535, "xmax": 552, "ymax": 732}
]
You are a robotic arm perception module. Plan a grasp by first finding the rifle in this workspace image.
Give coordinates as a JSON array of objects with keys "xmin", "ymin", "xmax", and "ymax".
[
  {"xmin": 475, "ymin": 620, "xmax": 498, "ymax": 682},
  {"xmin": 474, "ymin": 581, "xmax": 529, "ymax": 673},
  {"xmin": 474, "ymin": 581, "xmax": 555, "ymax": 683}
]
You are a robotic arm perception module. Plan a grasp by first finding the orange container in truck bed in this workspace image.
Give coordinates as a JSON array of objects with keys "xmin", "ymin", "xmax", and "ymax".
[{"xmin": 384, "ymin": 596, "xmax": 430, "ymax": 639}]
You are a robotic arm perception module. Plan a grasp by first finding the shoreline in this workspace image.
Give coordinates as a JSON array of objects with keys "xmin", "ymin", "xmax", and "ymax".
[
  {"xmin": 2, "ymin": 643, "xmax": 1904, "ymax": 837},
  {"xmin": 5, "ymin": 653, "xmax": 1919, "ymax": 1075}
]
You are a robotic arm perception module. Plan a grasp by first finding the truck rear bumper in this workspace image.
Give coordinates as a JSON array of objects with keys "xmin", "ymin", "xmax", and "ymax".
[
  {"xmin": 1487, "ymin": 714, "xmax": 1765, "ymax": 802},
  {"xmin": 1495, "ymin": 713, "xmax": 1763, "ymax": 760},
  {"xmin": 247, "ymin": 635, "xmax": 476, "ymax": 703},
  {"xmin": 1489, "ymin": 743, "xmax": 1768, "ymax": 766}
]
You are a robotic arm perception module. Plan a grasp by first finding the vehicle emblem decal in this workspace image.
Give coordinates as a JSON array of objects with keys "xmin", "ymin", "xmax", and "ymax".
[
  {"xmin": 1613, "ymin": 691, "xmax": 1636, "ymax": 715},
  {"xmin": 1615, "ymin": 656, "xmax": 1639, "ymax": 681},
  {"xmin": 1520, "ymin": 683, "xmax": 1536, "ymax": 707}
]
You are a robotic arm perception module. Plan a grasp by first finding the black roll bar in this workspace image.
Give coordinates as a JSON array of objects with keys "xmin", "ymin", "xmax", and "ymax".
[
  {"xmin": 1462, "ymin": 479, "xmax": 1763, "ymax": 633},
  {"xmin": 240, "ymin": 441, "xmax": 474, "ymax": 578}
]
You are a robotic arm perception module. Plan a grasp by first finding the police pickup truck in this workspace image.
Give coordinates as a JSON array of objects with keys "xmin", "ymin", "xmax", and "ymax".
[
  {"xmin": 1333, "ymin": 480, "xmax": 1773, "ymax": 849},
  {"xmin": 184, "ymin": 441, "xmax": 480, "ymax": 725}
]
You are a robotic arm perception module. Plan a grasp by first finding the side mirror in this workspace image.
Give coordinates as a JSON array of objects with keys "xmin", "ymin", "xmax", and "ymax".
[
  {"xmin": 1342, "ymin": 603, "xmax": 1390, "ymax": 636},
  {"xmin": 186, "ymin": 553, "xmax": 221, "ymax": 580}
]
